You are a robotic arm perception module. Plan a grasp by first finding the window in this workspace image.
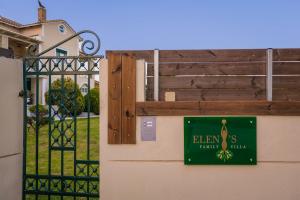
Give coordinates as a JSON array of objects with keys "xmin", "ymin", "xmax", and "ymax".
[
  {"xmin": 55, "ymin": 49, "xmax": 67, "ymax": 68},
  {"xmin": 56, "ymin": 49, "xmax": 67, "ymax": 57},
  {"xmin": 80, "ymin": 84, "xmax": 88, "ymax": 95},
  {"xmin": 58, "ymin": 24, "xmax": 66, "ymax": 33}
]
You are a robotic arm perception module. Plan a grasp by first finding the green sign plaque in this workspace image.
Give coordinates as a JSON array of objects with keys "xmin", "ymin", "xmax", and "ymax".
[{"xmin": 184, "ymin": 117, "xmax": 256, "ymax": 165}]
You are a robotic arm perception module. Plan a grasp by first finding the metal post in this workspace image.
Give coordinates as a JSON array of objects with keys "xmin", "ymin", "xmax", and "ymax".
[
  {"xmin": 154, "ymin": 49, "xmax": 159, "ymax": 101},
  {"xmin": 144, "ymin": 61, "xmax": 148, "ymax": 101},
  {"xmin": 267, "ymin": 48, "xmax": 273, "ymax": 101}
]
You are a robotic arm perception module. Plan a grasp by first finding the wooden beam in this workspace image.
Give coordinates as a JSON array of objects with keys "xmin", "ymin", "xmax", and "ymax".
[
  {"xmin": 158, "ymin": 88, "xmax": 266, "ymax": 101},
  {"xmin": 108, "ymin": 52, "xmax": 122, "ymax": 144},
  {"xmin": 106, "ymin": 50, "xmax": 154, "ymax": 62},
  {"xmin": 121, "ymin": 54, "xmax": 136, "ymax": 144},
  {"xmin": 136, "ymin": 101, "xmax": 300, "ymax": 116}
]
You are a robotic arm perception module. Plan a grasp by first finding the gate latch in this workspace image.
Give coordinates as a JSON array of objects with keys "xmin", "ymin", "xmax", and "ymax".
[{"xmin": 18, "ymin": 90, "xmax": 25, "ymax": 98}]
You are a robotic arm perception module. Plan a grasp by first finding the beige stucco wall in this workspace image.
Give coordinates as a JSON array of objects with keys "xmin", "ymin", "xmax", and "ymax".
[
  {"xmin": 100, "ymin": 59, "xmax": 300, "ymax": 200},
  {"xmin": 20, "ymin": 25, "xmax": 42, "ymax": 38},
  {"xmin": 40, "ymin": 21, "xmax": 95, "ymax": 97},
  {"xmin": 0, "ymin": 58, "xmax": 23, "ymax": 200},
  {"xmin": 40, "ymin": 21, "xmax": 79, "ymax": 57},
  {"xmin": 41, "ymin": 21, "xmax": 80, "ymax": 88}
]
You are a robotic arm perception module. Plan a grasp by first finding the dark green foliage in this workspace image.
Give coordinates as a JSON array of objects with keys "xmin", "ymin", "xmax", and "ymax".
[
  {"xmin": 29, "ymin": 104, "xmax": 47, "ymax": 113},
  {"xmin": 84, "ymin": 87, "xmax": 99, "ymax": 115},
  {"xmin": 28, "ymin": 104, "xmax": 49, "ymax": 125},
  {"xmin": 45, "ymin": 77, "xmax": 85, "ymax": 116}
]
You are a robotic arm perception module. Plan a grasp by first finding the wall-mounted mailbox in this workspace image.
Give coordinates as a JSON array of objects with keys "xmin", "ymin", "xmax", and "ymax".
[{"xmin": 141, "ymin": 117, "xmax": 156, "ymax": 141}]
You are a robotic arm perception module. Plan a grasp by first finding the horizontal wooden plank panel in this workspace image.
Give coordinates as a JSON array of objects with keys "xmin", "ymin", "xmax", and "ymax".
[
  {"xmin": 158, "ymin": 88, "xmax": 266, "ymax": 101},
  {"xmin": 159, "ymin": 76, "xmax": 266, "ymax": 89},
  {"xmin": 273, "ymin": 49, "xmax": 300, "ymax": 61},
  {"xmin": 273, "ymin": 88, "xmax": 300, "ymax": 101},
  {"xmin": 146, "ymin": 76, "xmax": 266, "ymax": 101},
  {"xmin": 147, "ymin": 62, "xmax": 266, "ymax": 76},
  {"xmin": 273, "ymin": 62, "xmax": 300, "ymax": 75},
  {"xmin": 159, "ymin": 49, "xmax": 266, "ymax": 62},
  {"xmin": 136, "ymin": 101, "xmax": 300, "ymax": 116},
  {"xmin": 273, "ymin": 76, "xmax": 300, "ymax": 89}
]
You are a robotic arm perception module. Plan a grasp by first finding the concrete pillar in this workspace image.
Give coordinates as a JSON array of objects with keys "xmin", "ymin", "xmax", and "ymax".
[{"xmin": 0, "ymin": 57, "xmax": 23, "ymax": 200}]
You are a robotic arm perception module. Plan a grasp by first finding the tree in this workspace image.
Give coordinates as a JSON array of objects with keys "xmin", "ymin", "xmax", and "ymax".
[{"xmin": 45, "ymin": 77, "xmax": 85, "ymax": 116}]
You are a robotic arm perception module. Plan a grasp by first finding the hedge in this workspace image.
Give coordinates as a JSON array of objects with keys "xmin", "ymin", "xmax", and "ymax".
[
  {"xmin": 84, "ymin": 87, "xmax": 99, "ymax": 115},
  {"xmin": 28, "ymin": 104, "xmax": 49, "ymax": 125}
]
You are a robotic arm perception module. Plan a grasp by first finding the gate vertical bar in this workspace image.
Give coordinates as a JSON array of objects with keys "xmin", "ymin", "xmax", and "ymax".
[
  {"xmin": 87, "ymin": 59, "xmax": 91, "ymax": 199},
  {"xmin": 35, "ymin": 61, "xmax": 40, "ymax": 200},
  {"xmin": 60, "ymin": 58, "xmax": 65, "ymax": 200},
  {"xmin": 73, "ymin": 58, "xmax": 78, "ymax": 200},
  {"xmin": 48, "ymin": 59, "xmax": 52, "ymax": 200}
]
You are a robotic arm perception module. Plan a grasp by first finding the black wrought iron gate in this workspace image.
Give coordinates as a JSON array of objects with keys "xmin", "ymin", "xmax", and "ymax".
[{"xmin": 22, "ymin": 31, "xmax": 102, "ymax": 199}]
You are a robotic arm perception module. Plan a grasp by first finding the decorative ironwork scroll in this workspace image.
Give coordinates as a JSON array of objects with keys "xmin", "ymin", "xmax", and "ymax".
[{"xmin": 27, "ymin": 30, "xmax": 101, "ymax": 57}]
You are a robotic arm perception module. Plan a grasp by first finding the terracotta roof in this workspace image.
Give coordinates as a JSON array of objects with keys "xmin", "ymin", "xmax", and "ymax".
[
  {"xmin": 0, "ymin": 28, "xmax": 41, "ymax": 44},
  {"xmin": 0, "ymin": 15, "xmax": 23, "ymax": 27},
  {"xmin": 0, "ymin": 16, "xmax": 82, "ymax": 41},
  {"xmin": 0, "ymin": 16, "xmax": 77, "ymax": 34}
]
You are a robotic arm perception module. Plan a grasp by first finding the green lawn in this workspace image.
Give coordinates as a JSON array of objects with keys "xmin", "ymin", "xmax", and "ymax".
[
  {"xmin": 26, "ymin": 117, "xmax": 99, "ymax": 175},
  {"xmin": 25, "ymin": 117, "xmax": 99, "ymax": 200}
]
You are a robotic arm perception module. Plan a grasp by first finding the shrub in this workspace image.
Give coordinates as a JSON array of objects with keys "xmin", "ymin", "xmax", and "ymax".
[
  {"xmin": 84, "ymin": 87, "xmax": 99, "ymax": 115},
  {"xmin": 28, "ymin": 104, "xmax": 49, "ymax": 125},
  {"xmin": 45, "ymin": 77, "xmax": 85, "ymax": 116}
]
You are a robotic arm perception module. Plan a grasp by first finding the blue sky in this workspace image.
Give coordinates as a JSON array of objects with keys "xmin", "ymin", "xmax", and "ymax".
[{"xmin": 1, "ymin": 0, "xmax": 300, "ymax": 53}]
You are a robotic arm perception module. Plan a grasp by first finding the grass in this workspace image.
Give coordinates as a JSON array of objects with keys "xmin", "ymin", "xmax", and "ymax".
[{"xmin": 25, "ymin": 117, "xmax": 99, "ymax": 200}]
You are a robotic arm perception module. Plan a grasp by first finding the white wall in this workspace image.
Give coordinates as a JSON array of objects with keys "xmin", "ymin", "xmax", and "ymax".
[
  {"xmin": 100, "ymin": 59, "xmax": 300, "ymax": 200},
  {"xmin": 0, "ymin": 57, "xmax": 23, "ymax": 200}
]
